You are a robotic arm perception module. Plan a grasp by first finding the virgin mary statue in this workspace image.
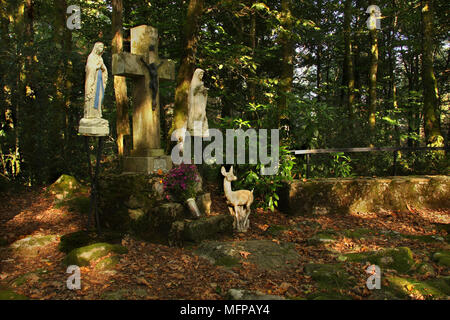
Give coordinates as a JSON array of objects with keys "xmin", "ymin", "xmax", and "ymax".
[
  {"xmin": 78, "ymin": 42, "xmax": 110, "ymax": 136},
  {"xmin": 187, "ymin": 68, "xmax": 209, "ymax": 137}
]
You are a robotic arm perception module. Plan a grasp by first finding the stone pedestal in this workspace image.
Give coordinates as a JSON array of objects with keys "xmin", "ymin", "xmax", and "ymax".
[{"xmin": 78, "ymin": 117, "xmax": 109, "ymax": 136}]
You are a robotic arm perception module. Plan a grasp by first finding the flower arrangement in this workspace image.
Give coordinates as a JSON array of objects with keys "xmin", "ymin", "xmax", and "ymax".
[{"xmin": 162, "ymin": 164, "xmax": 201, "ymax": 202}]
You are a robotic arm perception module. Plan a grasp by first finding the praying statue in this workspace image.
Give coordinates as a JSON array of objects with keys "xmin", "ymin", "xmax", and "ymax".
[
  {"xmin": 187, "ymin": 68, "xmax": 209, "ymax": 137},
  {"xmin": 79, "ymin": 42, "xmax": 110, "ymax": 136}
]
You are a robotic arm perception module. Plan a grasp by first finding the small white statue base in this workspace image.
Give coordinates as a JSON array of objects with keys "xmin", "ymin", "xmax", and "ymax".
[
  {"xmin": 221, "ymin": 166, "xmax": 254, "ymax": 233},
  {"xmin": 79, "ymin": 42, "xmax": 110, "ymax": 137}
]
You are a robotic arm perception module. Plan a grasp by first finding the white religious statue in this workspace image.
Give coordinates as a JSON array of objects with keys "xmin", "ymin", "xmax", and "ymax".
[
  {"xmin": 187, "ymin": 68, "xmax": 209, "ymax": 137},
  {"xmin": 79, "ymin": 42, "xmax": 110, "ymax": 136}
]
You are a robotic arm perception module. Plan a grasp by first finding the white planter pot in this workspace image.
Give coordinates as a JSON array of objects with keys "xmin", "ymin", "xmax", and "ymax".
[{"xmin": 186, "ymin": 197, "xmax": 201, "ymax": 218}]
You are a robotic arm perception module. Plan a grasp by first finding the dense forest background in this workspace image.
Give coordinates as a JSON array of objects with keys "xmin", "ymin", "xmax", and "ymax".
[{"xmin": 0, "ymin": 0, "xmax": 448, "ymax": 190}]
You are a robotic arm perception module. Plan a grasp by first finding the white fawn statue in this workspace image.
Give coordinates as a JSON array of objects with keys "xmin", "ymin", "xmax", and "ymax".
[{"xmin": 221, "ymin": 166, "xmax": 254, "ymax": 232}]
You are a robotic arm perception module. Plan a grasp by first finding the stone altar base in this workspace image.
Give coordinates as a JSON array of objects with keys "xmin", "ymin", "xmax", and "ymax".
[
  {"xmin": 98, "ymin": 173, "xmax": 227, "ymax": 246},
  {"xmin": 123, "ymin": 149, "xmax": 172, "ymax": 173}
]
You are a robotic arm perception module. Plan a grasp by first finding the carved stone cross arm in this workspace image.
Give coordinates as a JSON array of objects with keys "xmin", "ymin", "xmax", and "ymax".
[{"xmin": 112, "ymin": 52, "xmax": 175, "ymax": 81}]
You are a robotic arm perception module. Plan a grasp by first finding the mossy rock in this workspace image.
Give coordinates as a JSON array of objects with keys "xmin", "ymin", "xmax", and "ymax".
[
  {"xmin": 296, "ymin": 220, "xmax": 322, "ymax": 230},
  {"xmin": 94, "ymin": 255, "xmax": 121, "ymax": 271},
  {"xmin": 386, "ymin": 276, "xmax": 450, "ymax": 299},
  {"xmin": 195, "ymin": 240, "xmax": 300, "ymax": 271},
  {"xmin": 169, "ymin": 215, "xmax": 234, "ymax": 245},
  {"xmin": 227, "ymin": 288, "xmax": 285, "ymax": 300},
  {"xmin": 345, "ymin": 247, "xmax": 414, "ymax": 273},
  {"xmin": 64, "ymin": 242, "xmax": 127, "ymax": 266},
  {"xmin": 98, "ymin": 173, "xmax": 158, "ymax": 233},
  {"xmin": 414, "ymin": 263, "xmax": 436, "ymax": 276},
  {"xmin": 11, "ymin": 269, "xmax": 48, "ymax": 287},
  {"xmin": 215, "ymin": 256, "xmax": 241, "ymax": 268},
  {"xmin": 265, "ymin": 225, "xmax": 289, "ymax": 237},
  {"xmin": 10, "ymin": 235, "xmax": 58, "ymax": 256},
  {"xmin": 432, "ymin": 251, "xmax": 450, "ymax": 267},
  {"xmin": 402, "ymin": 234, "xmax": 445, "ymax": 243},
  {"xmin": 343, "ymin": 228, "xmax": 375, "ymax": 239},
  {"xmin": 0, "ymin": 289, "xmax": 29, "ymax": 300},
  {"xmin": 306, "ymin": 291, "xmax": 352, "ymax": 300},
  {"xmin": 307, "ymin": 231, "xmax": 338, "ymax": 246},
  {"xmin": 304, "ymin": 263, "xmax": 354, "ymax": 289},
  {"xmin": 55, "ymin": 196, "xmax": 90, "ymax": 215},
  {"xmin": 58, "ymin": 230, "xmax": 124, "ymax": 253},
  {"xmin": 101, "ymin": 289, "xmax": 128, "ymax": 300},
  {"xmin": 48, "ymin": 174, "xmax": 86, "ymax": 202}
]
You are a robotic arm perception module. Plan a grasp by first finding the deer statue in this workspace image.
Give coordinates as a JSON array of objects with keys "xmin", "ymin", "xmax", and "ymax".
[{"xmin": 221, "ymin": 166, "xmax": 254, "ymax": 232}]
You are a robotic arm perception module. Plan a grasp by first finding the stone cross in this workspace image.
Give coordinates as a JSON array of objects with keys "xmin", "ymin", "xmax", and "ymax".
[{"xmin": 112, "ymin": 25, "xmax": 175, "ymax": 172}]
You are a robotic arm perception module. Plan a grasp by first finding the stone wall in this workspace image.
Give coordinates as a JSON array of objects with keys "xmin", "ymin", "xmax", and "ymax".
[
  {"xmin": 279, "ymin": 175, "xmax": 450, "ymax": 215},
  {"xmin": 97, "ymin": 173, "xmax": 231, "ymax": 245}
]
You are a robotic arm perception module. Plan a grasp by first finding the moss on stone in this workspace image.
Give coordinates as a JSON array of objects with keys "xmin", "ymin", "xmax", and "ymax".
[
  {"xmin": 345, "ymin": 247, "xmax": 414, "ymax": 273},
  {"xmin": 414, "ymin": 263, "xmax": 436, "ymax": 276},
  {"xmin": 265, "ymin": 225, "xmax": 289, "ymax": 237},
  {"xmin": 306, "ymin": 291, "xmax": 352, "ymax": 300},
  {"xmin": 10, "ymin": 269, "xmax": 46, "ymax": 287},
  {"xmin": 402, "ymin": 234, "xmax": 445, "ymax": 243},
  {"xmin": 180, "ymin": 215, "xmax": 234, "ymax": 243},
  {"xmin": 343, "ymin": 228, "xmax": 374, "ymax": 239},
  {"xmin": 10, "ymin": 235, "xmax": 58, "ymax": 256},
  {"xmin": 63, "ymin": 242, "xmax": 127, "ymax": 266},
  {"xmin": 307, "ymin": 231, "xmax": 338, "ymax": 245},
  {"xmin": 58, "ymin": 230, "xmax": 123, "ymax": 253},
  {"xmin": 55, "ymin": 196, "xmax": 91, "ymax": 215},
  {"xmin": 94, "ymin": 255, "xmax": 121, "ymax": 271},
  {"xmin": 0, "ymin": 289, "xmax": 29, "ymax": 300},
  {"xmin": 281, "ymin": 176, "xmax": 450, "ymax": 215},
  {"xmin": 215, "ymin": 256, "xmax": 240, "ymax": 267},
  {"xmin": 387, "ymin": 276, "xmax": 449, "ymax": 299},
  {"xmin": 304, "ymin": 263, "xmax": 353, "ymax": 289},
  {"xmin": 48, "ymin": 174, "xmax": 86, "ymax": 202},
  {"xmin": 432, "ymin": 251, "xmax": 450, "ymax": 267}
]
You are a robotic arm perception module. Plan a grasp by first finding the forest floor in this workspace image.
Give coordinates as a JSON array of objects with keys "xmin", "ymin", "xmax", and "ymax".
[{"xmin": 0, "ymin": 183, "xmax": 449, "ymax": 300}]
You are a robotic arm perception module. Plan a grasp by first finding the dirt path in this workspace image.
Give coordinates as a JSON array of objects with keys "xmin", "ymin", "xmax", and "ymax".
[{"xmin": 0, "ymin": 187, "xmax": 448, "ymax": 300}]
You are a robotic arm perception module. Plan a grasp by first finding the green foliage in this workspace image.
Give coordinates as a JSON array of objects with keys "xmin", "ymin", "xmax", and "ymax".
[
  {"xmin": 0, "ymin": 0, "xmax": 447, "ymax": 189},
  {"xmin": 236, "ymin": 146, "xmax": 295, "ymax": 211}
]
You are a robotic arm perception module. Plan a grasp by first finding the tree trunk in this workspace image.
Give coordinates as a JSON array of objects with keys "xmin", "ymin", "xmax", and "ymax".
[
  {"xmin": 112, "ymin": 0, "xmax": 130, "ymax": 156},
  {"xmin": 421, "ymin": 0, "xmax": 443, "ymax": 146},
  {"xmin": 277, "ymin": 0, "xmax": 294, "ymax": 127},
  {"xmin": 344, "ymin": 0, "xmax": 355, "ymax": 124},
  {"xmin": 368, "ymin": 27, "xmax": 378, "ymax": 141},
  {"xmin": 170, "ymin": 0, "xmax": 204, "ymax": 139}
]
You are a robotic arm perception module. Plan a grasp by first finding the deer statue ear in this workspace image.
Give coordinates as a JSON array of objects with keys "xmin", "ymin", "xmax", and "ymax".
[
  {"xmin": 230, "ymin": 166, "xmax": 234, "ymax": 174},
  {"xmin": 221, "ymin": 166, "xmax": 227, "ymax": 176}
]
